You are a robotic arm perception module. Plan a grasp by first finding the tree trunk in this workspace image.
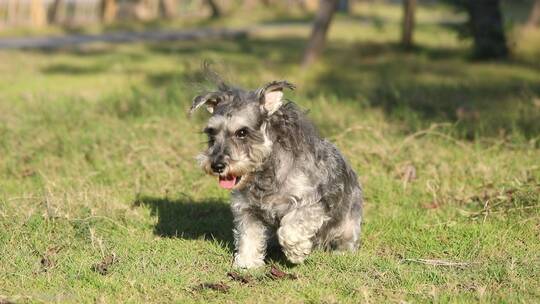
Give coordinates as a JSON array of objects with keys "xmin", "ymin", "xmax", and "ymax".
[
  {"xmin": 160, "ymin": 0, "xmax": 177, "ymax": 19},
  {"xmin": 205, "ymin": 0, "xmax": 221, "ymax": 19},
  {"xmin": 401, "ymin": 0, "xmax": 416, "ymax": 48},
  {"xmin": 466, "ymin": 0, "xmax": 508, "ymax": 59},
  {"xmin": 7, "ymin": 0, "xmax": 18, "ymax": 26},
  {"xmin": 48, "ymin": 0, "xmax": 64, "ymax": 24},
  {"xmin": 243, "ymin": 0, "xmax": 257, "ymax": 9},
  {"xmin": 337, "ymin": 0, "xmax": 349, "ymax": 13},
  {"xmin": 30, "ymin": 0, "xmax": 46, "ymax": 27},
  {"xmin": 527, "ymin": 0, "xmax": 540, "ymax": 27},
  {"xmin": 302, "ymin": 0, "xmax": 339, "ymax": 67},
  {"xmin": 101, "ymin": 0, "xmax": 117, "ymax": 24}
]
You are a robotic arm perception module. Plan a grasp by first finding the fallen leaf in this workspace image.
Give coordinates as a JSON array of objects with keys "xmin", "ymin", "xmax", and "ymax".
[
  {"xmin": 422, "ymin": 201, "xmax": 440, "ymax": 209},
  {"xmin": 40, "ymin": 256, "xmax": 54, "ymax": 270},
  {"xmin": 91, "ymin": 253, "xmax": 117, "ymax": 275},
  {"xmin": 40, "ymin": 246, "xmax": 62, "ymax": 272},
  {"xmin": 533, "ymin": 98, "xmax": 540, "ymax": 108},
  {"xmin": 268, "ymin": 265, "xmax": 297, "ymax": 280},
  {"xmin": 20, "ymin": 168, "xmax": 35, "ymax": 178},
  {"xmin": 227, "ymin": 271, "xmax": 252, "ymax": 284},
  {"xmin": 193, "ymin": 282, "xmax": 230, "ymax": 293}
]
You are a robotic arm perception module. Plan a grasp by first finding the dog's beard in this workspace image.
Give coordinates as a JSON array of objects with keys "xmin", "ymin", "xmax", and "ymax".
[{"xmin": 196, "ymin": 141, "xmax": 272, "ymax": 191}]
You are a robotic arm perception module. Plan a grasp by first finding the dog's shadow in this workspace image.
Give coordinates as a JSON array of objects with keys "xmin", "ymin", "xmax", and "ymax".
[
  {"xmin": 133, "ymin": 195, "xmax": 291, "ymax": 265},
  {"xmin": 134, "ymin": 195, "xmax": 234, "ymax": 248}
]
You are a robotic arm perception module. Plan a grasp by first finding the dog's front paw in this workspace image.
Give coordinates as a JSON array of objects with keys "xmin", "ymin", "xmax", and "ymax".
[
  {"xmin": 281, "ymin": 240, "xmax": 311, "ymax": 264},
  {"xmin": 277, "ymin": 227, "xmax": 313, "ymax": 264},
  {"xmin": 233, "ymin": 255, "xmax": 265, "ymax": 269}
]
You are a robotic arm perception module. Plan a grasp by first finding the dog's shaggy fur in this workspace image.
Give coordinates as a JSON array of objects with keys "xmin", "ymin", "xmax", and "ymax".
[{"xmin": 191, "ymin": 80, "xmax": 363, "ymax": 268}]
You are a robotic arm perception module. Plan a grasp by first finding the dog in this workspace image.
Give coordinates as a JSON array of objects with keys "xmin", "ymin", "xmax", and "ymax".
[{"xmin": 190, "ymin": 79, "xmax": 363, "ymax": 269}]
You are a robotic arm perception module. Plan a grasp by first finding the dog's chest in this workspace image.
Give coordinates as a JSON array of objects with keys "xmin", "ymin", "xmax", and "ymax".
[
  {"xmin": 234, "ymin": 161, "xmax": 318, "ymax": 225},
  {"xmin": 241, "ymin": 190, "xmax": 292, "ymax": 226}
]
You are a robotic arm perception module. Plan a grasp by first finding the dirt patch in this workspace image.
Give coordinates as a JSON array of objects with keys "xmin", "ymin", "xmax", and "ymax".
[
  {"xmin": 40, "ymin": 246, "xmax": 62, "ymax": 272},
  {"xmin": 227, "ymin": 271, "xmax": 252, "ymax": 284},
  {"xmin": 267, "ymin": 265, "xmax": 298, "ymax": 280},
  {"xmin": 91, "ymin": 253, "xmax": 118, "ymax": 275},
  {"xmin": 461, "ymin": 182, "xmax": 540, "ymax": 218},
  {"xmin": 193, "ymin": 282, "xmax": 230, "ymax": 293}
]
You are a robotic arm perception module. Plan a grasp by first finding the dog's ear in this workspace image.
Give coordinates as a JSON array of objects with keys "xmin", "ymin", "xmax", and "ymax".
[
  {"xmin": 190, "ymin": 92, "xmax": 222, "ymax": 115},
  {"xmin": 257, "ymin": 81, "xmax": 295, "ymax": 115}
]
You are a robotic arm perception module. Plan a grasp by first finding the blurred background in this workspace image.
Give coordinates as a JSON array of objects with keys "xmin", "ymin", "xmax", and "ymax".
[
  {"xmin": 0, "ymin": 0, "xmax": 539, "ymax": 139},
  {"xmin": 1, "ymin": 4, "xmax": 539, "ymax": 301}
]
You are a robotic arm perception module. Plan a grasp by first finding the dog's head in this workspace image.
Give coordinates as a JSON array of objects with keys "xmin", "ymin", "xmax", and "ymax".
[{"xmin": 191, "ymin": 81, "xmax": 295, "ymax": 190}]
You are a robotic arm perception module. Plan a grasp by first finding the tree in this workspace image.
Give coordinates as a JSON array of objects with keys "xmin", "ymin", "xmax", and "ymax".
[
  {"xmin": 443, "ymin": 0, "xmax": 508, "ymax": 59},
  {"xmin": 48, "ymin": 0, "xmax": 64, "ymax": 24},
  {"xmin": 527, "ymin": 0, "xmax": 540, "ymax": 27},
  {"xmin": 160, "ymin": 0, "xmax": 177, "ymax": 19},
  {"xmin": 205, "ymin": 0, "xmax": 221, "ymax": 19},
  {"xmin": 466, "ymin": 0, "xmax": 508, "ymax": 59},
  {"xmin": 302, "ymin": 0, "xmax": 340, "ymax": 67},
  {"xmin": 101, "ymin": 0, "xmax": 117, "ymax": 24},
  {"xmin": 7, "ymin": 0, "xmax": 17, "ymax": 25},
  {"xmin": 30, "ymin": 0, "xmax": 46, "ymax": 27},
  {"xmin": 337, "ymin": 0, "xmax": 349, "ymax": 13},
  {"xmin": 401, "ymin": 0, "xmax": 416, "ymax": 48}
]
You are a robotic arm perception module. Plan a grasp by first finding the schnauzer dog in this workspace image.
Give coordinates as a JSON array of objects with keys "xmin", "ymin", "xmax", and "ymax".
[{"xmin": 191, "ymin": 80, "xmax": 363, "ymax": 269}]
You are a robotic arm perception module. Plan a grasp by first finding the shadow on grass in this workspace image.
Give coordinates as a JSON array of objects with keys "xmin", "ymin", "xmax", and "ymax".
[
  {"xmin": 313, "ymin": 42, "xmax": 540, "ymax": 138},
  {"xmin": 32, "ymin": 29, "xmax": 540, "ymax": 138},
  {"xmin": 134, "ymin": 196, "xmax": 234, "ymax": 248},
  {"xmin": 146, "ymin": 36, "xmax": 305, "ymax": 65},
  {"xmin": 258, "ymin": 14, "xmax": 315, "ymax": 26},
  {"xmin": 42, "ymin": 63, "xmax": 110, "ymax": 75},
  {"xmin": 145, "ymin": 36, "xmax": 540, "ymax": 137},
  {"xmin": 133, "ymin": 195, "xmax": 295, "ymax": 266}
]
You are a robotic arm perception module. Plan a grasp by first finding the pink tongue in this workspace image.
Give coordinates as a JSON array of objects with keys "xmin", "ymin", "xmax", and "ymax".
[{"xmin": 218, "ymin": 176, "xmax": 237, "ymax": 190}]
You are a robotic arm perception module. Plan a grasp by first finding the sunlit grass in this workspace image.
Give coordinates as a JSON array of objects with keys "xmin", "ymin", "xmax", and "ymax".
[{"xmin": 1, "ymin": 1, "xmax": 539, "ymax": 303}]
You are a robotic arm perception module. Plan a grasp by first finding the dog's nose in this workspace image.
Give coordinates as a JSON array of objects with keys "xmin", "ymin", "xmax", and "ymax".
[{"xmin": 211, "ymin": 162, "xmax": 226, "ymax": 173}]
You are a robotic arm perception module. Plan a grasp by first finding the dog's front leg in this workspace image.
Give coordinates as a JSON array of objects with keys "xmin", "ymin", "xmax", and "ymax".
[
  {"xmin": 232, "ymin": 209, "xmax": 268, "ymax": 269},
  {"xmin": 278, "ymin": 204, "xmax": 326, "ymax": 264}
]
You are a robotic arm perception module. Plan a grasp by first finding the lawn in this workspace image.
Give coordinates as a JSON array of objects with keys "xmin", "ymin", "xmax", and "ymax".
[{"xmin": 1, "ymin": 2, "xmax": 539, "ymax": 303}]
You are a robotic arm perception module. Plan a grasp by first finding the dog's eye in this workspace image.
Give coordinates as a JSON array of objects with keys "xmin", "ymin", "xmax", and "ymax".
[
  {"xmin": 204, "ymin": 127, "xmax": 216, "ymax": 136},
  {"xmin": 235, "ymin": 128, "xmax": 249, "ymax": 139}
]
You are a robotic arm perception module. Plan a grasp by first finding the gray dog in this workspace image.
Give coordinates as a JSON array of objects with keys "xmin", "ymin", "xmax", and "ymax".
[{"xmin": 191, "ymin": 80, "xmax": 363, "ymax": 269}]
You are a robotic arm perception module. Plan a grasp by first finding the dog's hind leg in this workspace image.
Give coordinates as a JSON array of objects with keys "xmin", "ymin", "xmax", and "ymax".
[
  {"xmin": 331, "ymin": 189, "xmax": 363, "ymax": 252},
  {"xmin": 277, "ymin": 204, "xmax": 328, "ymax": 264}
]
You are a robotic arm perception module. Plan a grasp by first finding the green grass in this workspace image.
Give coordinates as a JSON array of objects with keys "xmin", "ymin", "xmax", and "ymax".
[{"xmin": 1, "ymin": 2, "xmax": 540, "ymax": 303}]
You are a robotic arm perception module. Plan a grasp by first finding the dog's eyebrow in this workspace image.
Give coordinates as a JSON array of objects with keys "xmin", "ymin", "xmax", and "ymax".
[
  {"xmin": 206, "ymin": 115, "xmax": 226, "ymax": 130},
  {"xmin": 227, "ymin": 114, "xmax": 253, "ymax": 132},
  {"xmin": 203, "ymin": 127, "xmax": 217, "ymax": 135}
]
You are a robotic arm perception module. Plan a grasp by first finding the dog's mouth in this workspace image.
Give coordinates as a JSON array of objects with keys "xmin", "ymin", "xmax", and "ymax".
[{"xmin": 218, "ymin": 175, "xmax": 242, "ymax": 190}]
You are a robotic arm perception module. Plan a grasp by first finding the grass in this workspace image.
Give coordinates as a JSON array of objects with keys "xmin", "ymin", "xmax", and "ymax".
[{"xmin": 1, "ymin": 1, "xmax": 540, "ymax": 303}]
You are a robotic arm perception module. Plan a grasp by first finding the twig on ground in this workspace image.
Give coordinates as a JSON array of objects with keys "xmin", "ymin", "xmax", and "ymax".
[{"xmin": 402, "ymin": 258, "xmax": 474, "ymax": 268}]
